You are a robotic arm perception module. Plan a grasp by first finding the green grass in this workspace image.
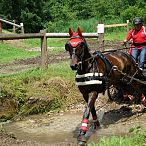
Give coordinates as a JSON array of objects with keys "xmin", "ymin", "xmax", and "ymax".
[
  {"xmin": 63, "ymin": 18, "xmax": 98, "ymax": 33},
  {"xmin": 24, "ymin": 38, "xmax": 68, "ymax": 47},
  {"xmin": 0, "ymin": 61, "xmax": 74, "ymax": 79},
  {"xmin": 0, "ymin": 42, "xmax": 39, "ymax": 64},
  {"xmin": 88, "ymin": 127, "xmax": 146, "ymax": 146},
  {"xmin": 51, "ymin": 17, "xmax": 128, "ymax": 33},
  {"xmin": 23, "ymin": 38, "xmax": 67, "ymax": 55},
  {"xmin": 88, "ymin": 134, "xmax": 146, "ymax": 146},
  {"xmin": 105, "ymin": 30, "xmax": 127, "ymax": 41},
  {"xmin": 23, "ymin": 38, "xmax": 41, "ymax": 48}
]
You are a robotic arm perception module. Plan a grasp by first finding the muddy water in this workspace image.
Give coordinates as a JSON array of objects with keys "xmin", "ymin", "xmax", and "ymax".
[
  {"xmin": 3, "ymin": 112, "xmax": 83, "ymax": 145},
  {"xmin": 2, "ymin": 104, "xmax": 146, "ymax": 145}
]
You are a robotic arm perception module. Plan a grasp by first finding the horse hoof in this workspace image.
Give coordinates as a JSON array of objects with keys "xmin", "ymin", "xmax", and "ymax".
[
  {"xmin": 77, "ymin": 134, "xmax": 86, "ymax": 146},
  {"xmin": 78, "ymin": 141, "xmax": 87, "ymax": 146},
  {"xmin": 93, "ymin": 120, "xmax": 100, "ymax": 130}
]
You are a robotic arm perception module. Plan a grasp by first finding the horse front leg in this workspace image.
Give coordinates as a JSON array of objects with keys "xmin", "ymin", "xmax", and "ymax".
[{"xmin": 78, "ymin": 91, "xmax": 99, "ymax": 145}]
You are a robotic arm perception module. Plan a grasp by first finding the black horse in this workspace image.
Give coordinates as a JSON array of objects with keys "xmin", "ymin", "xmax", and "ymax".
[{"xmin": 65, "ymin": 27, "xmax": 146, "ymax": 145}]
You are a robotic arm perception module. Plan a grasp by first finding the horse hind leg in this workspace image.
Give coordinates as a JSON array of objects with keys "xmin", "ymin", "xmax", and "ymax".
[
  {"xmin": 91, "ymin": 106, "xmax": 100, "ymax": 130},
  {"xmin": 89, "ymin": 92, "xmax": 100, "ymax": 130}
]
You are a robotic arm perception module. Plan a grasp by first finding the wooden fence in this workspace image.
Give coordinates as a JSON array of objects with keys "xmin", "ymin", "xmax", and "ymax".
[
  {"xmin": 0, "ymin": 30, "xmax": 98, "ymax": 69},
  {"xmin": 97, "ymin": 20, "xmax": 129, "ymax": 51},
  {"xmin": 0, "ymin": 18, "xmax": 24, "ymax": 33},
  {"xmin": 0, "ymin": 21, "xmax": 129, "ymax": 69}
]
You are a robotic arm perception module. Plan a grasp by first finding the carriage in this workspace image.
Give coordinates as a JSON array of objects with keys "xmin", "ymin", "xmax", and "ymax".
[
  {"xmin": 65, "ymin": 27, "xmax": 146, "ymax": 145},
  {"xmin": 108, "ymin": 42, "xmax": 146, "ymax": 104}
]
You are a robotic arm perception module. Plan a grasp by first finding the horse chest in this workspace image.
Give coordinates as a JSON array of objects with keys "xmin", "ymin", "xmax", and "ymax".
[{"xmin": 75, "ymin": 72, "xmax": 107, "ymax": 93}]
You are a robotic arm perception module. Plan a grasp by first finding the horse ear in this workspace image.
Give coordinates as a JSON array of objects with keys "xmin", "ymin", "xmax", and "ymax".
[
  {"xmin": 77, "ymin": 26, "xmax": 83, "ymax": 37},
  {"xmin": 69, "ymin": 28, "xmax": 74, "ymax": 37}
]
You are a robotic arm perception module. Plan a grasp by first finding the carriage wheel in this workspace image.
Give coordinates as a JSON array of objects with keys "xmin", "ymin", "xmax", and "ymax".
[{"xmin": 107, "ymin": 85, "xmax": 123, "ymax": 102}]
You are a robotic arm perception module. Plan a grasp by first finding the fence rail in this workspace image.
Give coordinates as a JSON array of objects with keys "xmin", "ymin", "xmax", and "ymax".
[
  {"xmin": 105, "ymin": 23, "xmax": 128, "ymax": 28},
  {"xmin": 0, "ymin": 33, "xmax": 98, "ymax": 40},
  {"xmin": 0, "ymin": 18, "xmax": 24, "ymax": 33},
  {"xmin": 0, "ymin": 33, "xmax": 43, "ymax": 40},
  {"xmin": 0, "ymin": 31, "xmax": 99, "ymax": 69}
]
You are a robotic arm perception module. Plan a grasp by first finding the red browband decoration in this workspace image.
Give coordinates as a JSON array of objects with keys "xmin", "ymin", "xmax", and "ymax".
[{"xmin": 68, "ymin": 27, "xmax": 84, "ymax": 47}]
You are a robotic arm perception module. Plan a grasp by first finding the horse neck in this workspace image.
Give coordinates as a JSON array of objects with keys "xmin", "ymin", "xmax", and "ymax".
[
  {"xmin": 77, "ymin": 51, "xmax": 111, "ymax": 75},
  {"xmin": 82, "ymin": 44, "xmax": 90, "ymax": 57},
  {"xmin": 83, "ymin": 50, "xmax": 92, "ymax": 60}
]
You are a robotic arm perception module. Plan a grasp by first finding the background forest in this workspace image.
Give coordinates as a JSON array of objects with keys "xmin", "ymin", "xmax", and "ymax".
[{"xmin": 0, "ymin": 0, "xmax": 146, "ymax": 33}]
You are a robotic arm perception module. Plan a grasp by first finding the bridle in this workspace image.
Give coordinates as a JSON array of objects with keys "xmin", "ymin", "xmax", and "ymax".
[{"xmin": 65, "ymin": 35, "xmax": 90, "ymax": 68}]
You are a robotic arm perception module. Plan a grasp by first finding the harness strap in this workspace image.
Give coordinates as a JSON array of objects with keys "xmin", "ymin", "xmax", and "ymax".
[{"xmin": 93, "ymin": 51, "xmax": 113, "ymax": 76}]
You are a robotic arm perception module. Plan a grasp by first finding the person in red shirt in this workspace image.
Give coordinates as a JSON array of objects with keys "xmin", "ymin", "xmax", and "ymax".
[
  {"xmin": 124, "ymin": 17, "xmax": 146, "ymax": 70},
  {"xmin": 124, "ymin": 17, "xmax": 146, "ymax": 105}
]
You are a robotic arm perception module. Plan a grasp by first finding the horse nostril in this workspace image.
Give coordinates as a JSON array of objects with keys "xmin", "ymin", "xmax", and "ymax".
[{"xmin": 70, "ymin": 64, "xmax": 78, "ymax": 70}]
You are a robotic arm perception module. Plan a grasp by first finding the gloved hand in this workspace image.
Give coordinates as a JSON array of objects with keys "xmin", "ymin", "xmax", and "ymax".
[
  {"xmin": 123, "ymin": 39, "xmax": 127, "ymax": 45},
  {"xmin": 123, "ymin": 40, "xmax": 128, "ymax": 47}
]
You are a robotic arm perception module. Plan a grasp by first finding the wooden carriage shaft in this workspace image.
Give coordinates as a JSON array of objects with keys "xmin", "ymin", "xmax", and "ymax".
[{"xmin": 114, "ymin": 66, "xmax": 146, "ymax": 85}]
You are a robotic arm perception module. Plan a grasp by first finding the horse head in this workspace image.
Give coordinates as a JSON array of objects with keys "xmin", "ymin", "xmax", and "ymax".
[{"xmin": 65, "ymin": 27, "xmax": 90, "ymax": 70}]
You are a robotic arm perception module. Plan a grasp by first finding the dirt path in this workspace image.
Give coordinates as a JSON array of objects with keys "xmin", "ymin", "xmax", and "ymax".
[
  {"xmin": 0, "ymin": 51, "xmax": 70, "ymax": 75},
  {"xmin": 1, "ymin": 96, "xmax": 146, "ymax": 146}
]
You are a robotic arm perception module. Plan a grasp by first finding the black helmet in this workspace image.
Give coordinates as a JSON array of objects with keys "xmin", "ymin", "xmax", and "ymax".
[{"xmin": 133, "ymin": 17, "xmax": 143, "ymax": 25}]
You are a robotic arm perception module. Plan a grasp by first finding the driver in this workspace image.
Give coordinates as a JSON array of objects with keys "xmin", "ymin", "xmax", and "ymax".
[{"xmin": 124, "ymin": 17, "xmax": 146, "ymax": 70}]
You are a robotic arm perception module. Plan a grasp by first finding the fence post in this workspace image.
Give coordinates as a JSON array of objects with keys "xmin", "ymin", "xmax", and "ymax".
[
  {"xmin": 97, "ymin": 24, "xmax": 104, "ymax": 51},
  {"xmin": 40, "ymin": 30, "xmax": 48, "ymax": 69},
  {"xmin": 20, "ymin": 23, "xmax": 24, "ymax": 33},
  {"xmin": 0, "ymin": 21, "xmax": 3, "ymax": 42},
  {"xmin": 13, "ymin": 20, "xmax": 16, "ymax": 33},
  {"xmin": 0, "ymin": 21, "xmax": 2, "ymax": 34},
  {"xmin": 126, "ymin": 20, "xmax": 129, "ymax": 32}
]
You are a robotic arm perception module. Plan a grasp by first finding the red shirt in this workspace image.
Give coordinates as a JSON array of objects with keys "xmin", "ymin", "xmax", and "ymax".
[{"xmin": 126, "ymin": 26, "xmax": 146, "ymax": 49}]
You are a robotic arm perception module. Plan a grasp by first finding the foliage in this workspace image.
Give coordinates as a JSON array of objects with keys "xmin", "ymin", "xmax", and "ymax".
[
  {"xmin": 0, "ymin": 0, "xmax": 146, "ymax": 32},
  {"xmin": 121, "ymin": 6, "xmax": 145, "ymax": 22}
]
